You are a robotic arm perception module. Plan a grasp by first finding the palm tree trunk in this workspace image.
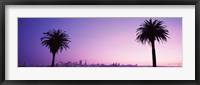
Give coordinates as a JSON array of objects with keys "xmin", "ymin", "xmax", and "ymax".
[
  {"xmin": 151, "ymin": 41, "xmax": 157, "ymax": 67},
  {"xmin": 51, "ymin": 53, "xmax": 55, "ymax": 67}
]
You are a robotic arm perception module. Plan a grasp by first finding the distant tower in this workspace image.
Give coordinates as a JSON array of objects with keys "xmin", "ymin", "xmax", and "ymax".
[
  {"xmin": 84, "ymin": 60, "xmax": 87, "ymax": 66},
  {"xmin": 23, "ymin": 62, "xmax": 26, "ymax": 66},
  {"xmin": 79, "ymin": 60, "xmax": 82, "ymax": 66}
]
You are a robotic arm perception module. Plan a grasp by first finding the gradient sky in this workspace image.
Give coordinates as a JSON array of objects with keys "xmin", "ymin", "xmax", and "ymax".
[{"xmin": 18, "ymin": 18, "xmax": 182, "ymax": 66}]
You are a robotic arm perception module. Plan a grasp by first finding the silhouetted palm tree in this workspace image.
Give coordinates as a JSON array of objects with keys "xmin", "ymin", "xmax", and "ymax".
[
  {"xmin": 136, "ymin": 19, "xmax": 169, "ymax": 67},
  {"xmin": 41, "ymin": 29, "xmax": 71, "ymax": 67}
]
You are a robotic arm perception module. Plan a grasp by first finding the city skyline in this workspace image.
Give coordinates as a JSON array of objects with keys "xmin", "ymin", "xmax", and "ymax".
[
  {"xmin": 19, "ymin": 60, "xmax": 181, "ymax": 67},
  {"xmin": 18, "ymin": 18, "xmax": 182, "ymax": 67}
]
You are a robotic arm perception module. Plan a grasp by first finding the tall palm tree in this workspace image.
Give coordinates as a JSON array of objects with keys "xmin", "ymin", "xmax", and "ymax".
[
  {"xmin": 136, "ymin": 19, "xmax": 169, "ymax": 67},
  {"xmin": 41, "ymin": 29, "xmax": 71, "ymax": 67}
]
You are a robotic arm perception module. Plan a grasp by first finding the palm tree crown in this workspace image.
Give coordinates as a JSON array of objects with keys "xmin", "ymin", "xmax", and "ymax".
[
  {"xmin": 41, "ymin": 29, "xmax": 70, "ymax": 67},
  {"xmin": 136, "ymin": 19, "xmax": 169, "ymax": 44}
]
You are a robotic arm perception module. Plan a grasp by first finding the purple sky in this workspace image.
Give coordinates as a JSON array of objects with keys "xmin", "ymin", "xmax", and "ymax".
[{"xmin": 18, "ymin": 18, "xmax": 182, "ymax": 66}]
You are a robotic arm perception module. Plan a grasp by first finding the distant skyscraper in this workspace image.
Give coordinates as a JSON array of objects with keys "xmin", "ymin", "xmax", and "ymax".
[
  {"xmin": 79, "ymin": 60, "xmax": 82, "ymax": 66},
  {"xmin": 84, "ymin": 60, "xmax": 87, "ymax": 66}
]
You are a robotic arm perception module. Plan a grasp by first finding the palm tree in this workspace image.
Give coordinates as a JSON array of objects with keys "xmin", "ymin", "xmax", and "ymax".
[
  {"xmin": 40, "ymin": 29, "xmax": 71, "ymax": 67},
  {"xmin": 136, "ymin": 19, "xmax": 169, "ymax": 67}
]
